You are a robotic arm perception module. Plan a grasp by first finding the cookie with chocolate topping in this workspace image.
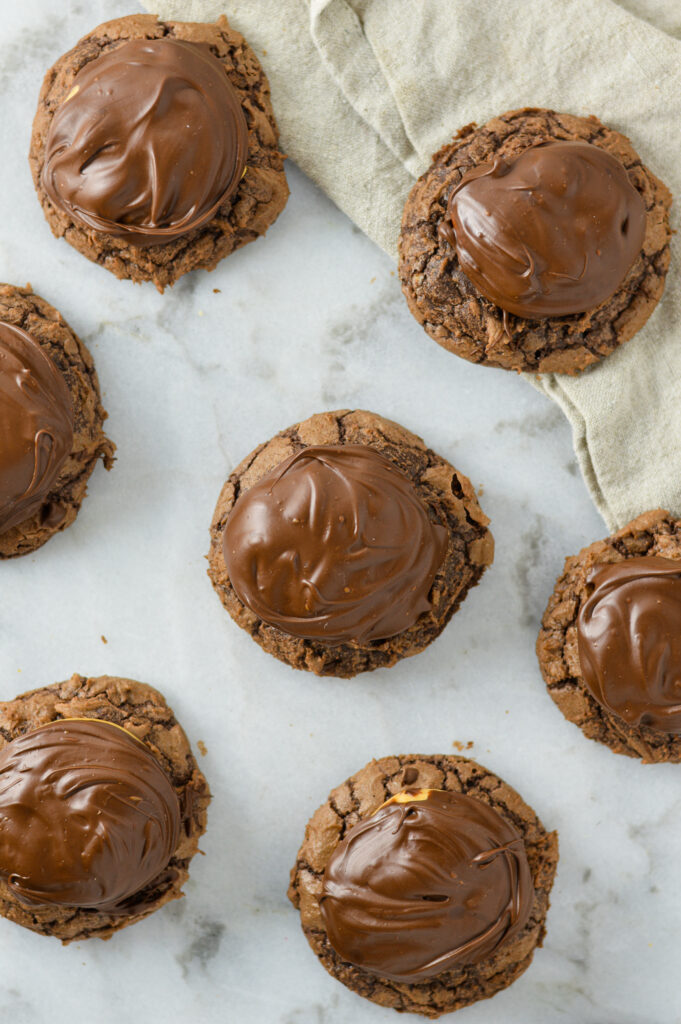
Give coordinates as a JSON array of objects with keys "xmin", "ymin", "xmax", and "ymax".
[
  {"xmin": 207, "ymin": 410, "xmax": 493, "ymax": 677},
  {"xmin": 30, "ymin": 14, "xmax": 289, "ymax": 290},
  {"xmin": 399, "ymin": 108, "xmax": 672, "ymax": 374},
  {"xmin": 0, "ymin": 673, "xmax": 209, "ymax": 942},
  {"xmin": 537, "ymin": 509, "xmax": 681, "ymax": 761},
  {"xmin": 288, "ymin": 754, "xmax": 558, "ymax": 1017},
  {"xmin": 0, "ymin": 284, "xmax": 113, "ymax": 558}
]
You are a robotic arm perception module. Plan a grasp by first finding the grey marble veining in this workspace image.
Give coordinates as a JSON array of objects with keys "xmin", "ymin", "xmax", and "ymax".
[{"xmin": 0, "ymin": 3, "xmax": 678, "ymax": 1023}]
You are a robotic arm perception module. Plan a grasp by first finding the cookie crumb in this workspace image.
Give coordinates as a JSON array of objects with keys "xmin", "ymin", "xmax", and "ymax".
[
  {"xmin": 452, "ymin": 740, "xmax": 473, "ymax": 752},
  {"xmin": 101, "ymin": 635, "xmax": 107, "ymax": 644},
  {"xmin": 197, "ymin": 740, "xmax": 207, "ymax": 757}
]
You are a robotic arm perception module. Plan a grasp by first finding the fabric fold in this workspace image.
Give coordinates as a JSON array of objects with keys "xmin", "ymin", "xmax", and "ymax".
[{"xmin": 309, "ymin": 0, "xmax": 418, "ymax": 169}]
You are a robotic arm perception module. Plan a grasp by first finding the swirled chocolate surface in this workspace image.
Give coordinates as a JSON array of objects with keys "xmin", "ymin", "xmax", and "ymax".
[
  {"xmin": 444, "ymin": 140, "xmax": 646, "ymax": 318},
  {"xmin": 0, "ymin": 719, "xmax": 180, "ymax": 911},
  {"xmin": 222, "ymin": 445, "xmax": 448, "ymax": 644},
  {"xmin": 42, "ymin": 38, "xmax": 248, "ymax": 246},
  {"xmin": 319, "ymin": 788, "xmax": 533, "ymax": 983},
  {"xmin": 0, "ymin": 322, "xmax": 73, "ymax": 535},
  {"xmin": 577, "ymin": 556, "xmax": 681, "ymax": 732}
]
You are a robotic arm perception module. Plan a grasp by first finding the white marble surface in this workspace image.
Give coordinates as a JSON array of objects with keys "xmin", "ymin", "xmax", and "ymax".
[{"xmin": 0, "ymin": 3, "xmax": 679, "ymax": 1023}]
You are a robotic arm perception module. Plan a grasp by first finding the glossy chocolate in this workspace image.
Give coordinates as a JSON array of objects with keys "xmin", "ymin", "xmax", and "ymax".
[
  {"xmin": 0, "ymin": 719, "xmax": 180, "ymax": 911},
  {"xmin": 320, "ymin": 788, "xmax": 534, "ymax": 983},
  {"xmin": 577, "ymin": 556, "xmax": 681, "ymax": 732},
  {"xmin": 0, "ymin": 322, "xmax": 73, "ymax": 535},
  {"xmin": 444, "ymin": 141, "xmax": 646, "ymax": 318},
  {"xmin": 223, "ymin": 445, "xmax": 448, "ymax": 644},
  {"xmin": 42, "ymin": 38, "xmax": 248, "ymax": 246}
]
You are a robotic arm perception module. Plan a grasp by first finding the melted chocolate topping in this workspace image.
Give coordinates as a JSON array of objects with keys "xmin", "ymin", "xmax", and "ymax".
[
  {"xmin": 42, "ymin": 38, "xmax": 248, "ymax": 246},
  {"xmin": 0, "ymin": 322, "xmax": 73, "ymax": 535},
  {"xmin": 223, "ymin": 445, "xmax": 447, "ymax": 644},
  {"xmin": 320, "ymin": 789, "xmax": 534, "ymax": 983},
  {"xmin": 0, "ymin": 719, "xmax": 180, "ymax": 911},
  {"xmin": 444, "ymin": 141, "xmax": 646, "ymax": 318},
  {"xmin": 577, "ymin": 556, "xmax": 681, "ymax": 732}
]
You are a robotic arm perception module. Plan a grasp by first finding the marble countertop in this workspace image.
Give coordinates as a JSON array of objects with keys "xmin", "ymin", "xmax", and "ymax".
[{"xmin": 1, "ymin": 3, "xmax": 678, "ymax": 1023}]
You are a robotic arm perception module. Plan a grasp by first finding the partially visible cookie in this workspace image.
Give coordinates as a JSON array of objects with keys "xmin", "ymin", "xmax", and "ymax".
[
  {"xmin": 208, "ymin": 409, "xmax": 493, "ymax": 677},
  {"xmin": 288, "ymin": 754, "xmax": 558, "ymax": 1018},
  {"xmin": 0, "ymin": 284, "xmax": 114, "ymax": 558},
  {"xmin": 537, "ymin": 509, "xmax": 681, "ymax": 761},
  {"xmin": 399, "ymin": 108, "xmax": 672, "ymax": 374},
  {"xmin": 30, "ymin": 14, "xmax": 289, "ymax": 290},
  {"xmin": 0, "ymin": 674, "xmax": 210, "ymax": 942}
]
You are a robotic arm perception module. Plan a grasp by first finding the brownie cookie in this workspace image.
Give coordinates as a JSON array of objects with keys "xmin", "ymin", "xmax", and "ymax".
[
  {"xmin": 0, "ymin": 673, "xmax": 209, "ymax": 942},
  {"xmin": 399, "ymin": 108, "xmax": 672, "ymax": 374},
  {"xmin": 208, "ymin": 410, "xmax": 493, "ymax": 677},
  {"xmin": 30, "ymin": 14, "xmax": 289, "ymax": 291},
  {"xmin": 0, "ymin": 284, "xmax": 113, "ymax": 559},
  {"xmin": 288, "ymin": 755, "xmax": 558, "ymax": 1017},
  {"xmin": 537, "ymin": 509, "xmax": 681, "ymax": 762}
]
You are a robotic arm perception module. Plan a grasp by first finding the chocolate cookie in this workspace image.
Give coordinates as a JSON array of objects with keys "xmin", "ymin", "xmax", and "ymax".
[
  {"xmin": 207, "ymin": 410, "xmax": 493, "ymax": 677},
  {"xmin": 288, "ymin": 755, "xmax": 558, "ymax": 1017},
  {"xmin": 537, "ymin": 509, "xmax": 681, "ymax": 762},
  {"xmin": 0, "ymin": 284, "xmax": 113, "ymax": 558},
  {"xmin": 399, "ymin": 108, "xmax": 672, "ymax": 374},
  {"xmin": 30, "ymin": 14, "xmax": 288, "ymax": 291},
  {"xmin": 0, "ymin": 673, "xmax": 209, "ymax": 942}
]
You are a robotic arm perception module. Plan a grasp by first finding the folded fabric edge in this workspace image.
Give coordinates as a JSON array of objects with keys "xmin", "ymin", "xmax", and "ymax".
[
  {"xmin": 308, "ymin": 0, "xmax": 419, "ymax": 169},
  {"xmin": 529, "ymin": 374, "xmax": 616, "ymax": 530}
]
